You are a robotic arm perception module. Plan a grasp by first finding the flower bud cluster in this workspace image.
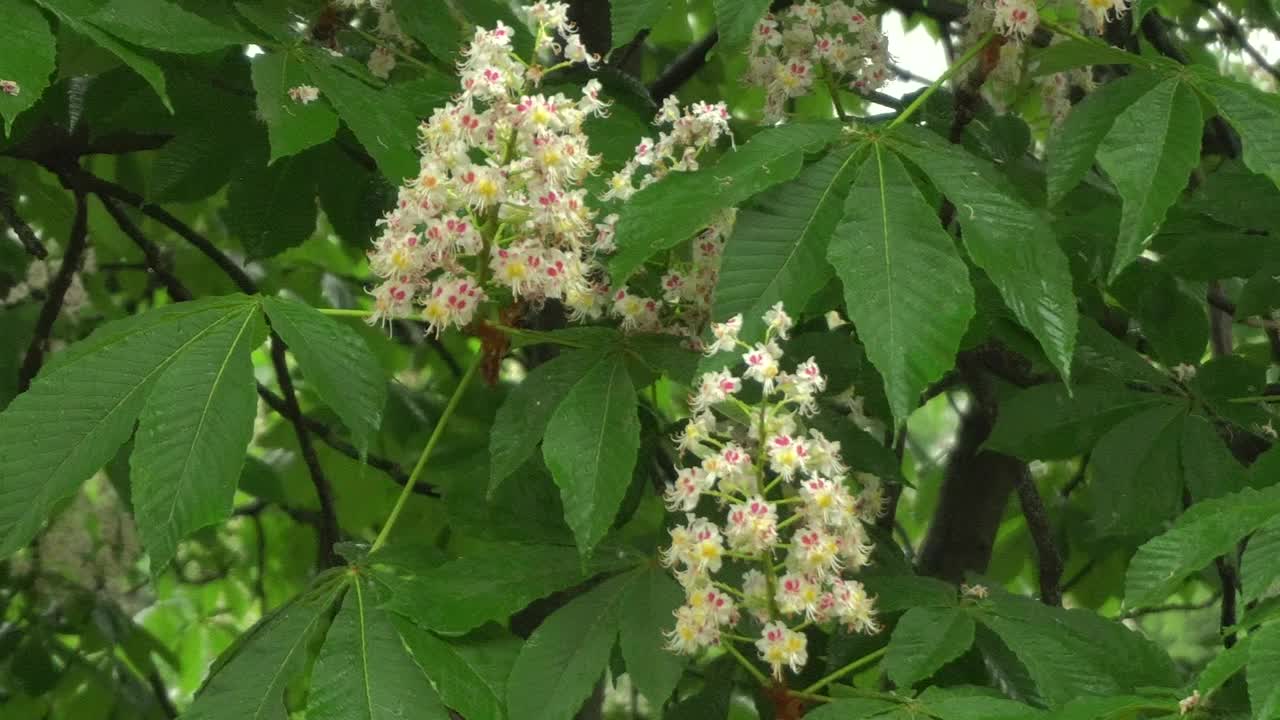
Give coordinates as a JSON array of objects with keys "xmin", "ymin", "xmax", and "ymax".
[
  {"xmin": 661, "ymin": 303, "xmax": 882, "ymax": 680},
  {"xmin": 742, "ymin": 1, "xmax": 891, "ymax": 121}
]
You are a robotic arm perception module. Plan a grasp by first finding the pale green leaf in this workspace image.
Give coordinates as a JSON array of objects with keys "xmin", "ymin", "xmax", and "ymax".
[
  {"xmin": 885, "ymin": 606, "xmax": 975, "ymax": 688},
  {"xmin": 184, "ymin": 577, "xmax": 345, "ymax": 720},
  {"xmin": 608, "ymin": 121, "xmax": 841, "ymax": 282},
  {"xmin": 828, "ymin": 145, "xmax": 975, "ymax": 424},
  {"xmin": 714, "ymin": 0, "xmax": 772, "ymax": 54},
  {"xmin": 381, "ymin": 542, "xmax": 632, "ymax": 634},
  {"xmin": 130, "ymin": 304, "xmax": 262, "ymax": 571},
  {"xmin": 1193, "ymin": 68, "xmax": 1280, "ymax": 186},
  {"xmin": 1046, "ymin": 71, "xmax": 1161, "ymax": 205},
  {"xmin": 396, "ymin": 621, "xmax": 520, "ymax": 720},
  {"xmin": 225, "ymin": 154, "xmax": 319, "ymax": 259},
  {"xmin": 1125, "ymin": 484, "xmax": 1280, "ymax": 607},
  {"xmin": 251, "ymin": 52, "xmax": 340, "ymax": 163},
  {"xmin": 619, "ymin": 566, "xmax": 685, "ymax": 708},
  {"xmin": 611, "ymin": 0, "xmax": 671, "ymax": 48},
  {"xmin": 505, "ymin": 573, "xmax": 630, "ymax": 720},
  {"xmin": 308, "ymin": 579, "xmax": 448, "ymax": 720},
  {"xmin": 1097, "ymin": 78, "xmax": 1203, "ymax": 280},
  {"xmin": 0, "ymin": 295, "xmax": 257, "ymax": 557},
  {"xmin": 542, "ymin": 352, "xmax": 641, "ymax": 556},
  {"xmin": 888, "ymin": 127, "xmax": 1078, "ymax": 382},
  {"xmin": 262, "ymin": 296, "xmax": 386, "ymax": 448},
  {"xmin": 85, "ymin": 0, "xmax": 252, "ymax": 53},
  {"xmin": 1090, "ymin": 403, "xmax": 1186, "ymax": 537},
  {"xmin": 714, "ymin": 144, "xmax": 864, "ymax": 337},
  {"xmin": 0, "ymin": 0, "xmax": 56, "ymax": 132},
  {"xmin": 987, "ymin": 383, "xmax": 1173, "ymax": 460},
  {"xmin": 489, "ymin": 348, "xmax": 605, "ymax": 496}
]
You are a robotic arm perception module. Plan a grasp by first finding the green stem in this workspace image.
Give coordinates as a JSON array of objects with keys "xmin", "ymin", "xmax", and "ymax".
[
  {"xmin": 722, "ymin": 640, "xmax": 771, "ymax": 687},
  {"xmin": 888, "ymin": 31, "xmax": 996, "ymax": 130},
  {"xmin": 800, "ymin": 645, "xmax": 887, "ymax": 694},
  {"xmin": 369, "ymin": 353, "xmax": 483, "ymax": 553},
  {"xmin": 1228, "ymin": 394, "xmax": 1280, "ymax": 403},
  {"xmin": 823, "ymin": 65, "xmax": 849, "ymax": 121},
  {"xmin": 318, "ymin": 308, "xmax": 373, "ymax": 318}
]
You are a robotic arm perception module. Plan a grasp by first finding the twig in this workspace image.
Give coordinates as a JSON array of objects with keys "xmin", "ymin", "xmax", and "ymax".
[
  {"xmin": 17, "ymin": 191, "xmax": 88, "ymax": 392},
  {"xmin": 1014, "ymin": 469, "xmax": 1063, "ymax": 606},
  {"xmin": 1198, "ymin": 0, "xmax": 1280, "ymax": 82},
  {"xmin": 1206, "ymin": 294, "xmax": 1241, "ymax": 647},
  {"xmin": 0, "ymin": 185, "xmax": 48, "ymax": 258},
  {"xmin": 1207, "ymin": 286, "xmax": 1280, "ymax": 331},
  {"xmin": 96, "ymin": 195, "xmax": 192, "ymax": 302}
]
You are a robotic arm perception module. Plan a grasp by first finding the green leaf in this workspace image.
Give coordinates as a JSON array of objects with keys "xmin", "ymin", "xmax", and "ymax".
[
  {"xmin": 888, "ymin": 127, "xmax": 1078, "ymax": 383},
  {"xmin": 308, "ymin": 579, "xmax": 448, "ymax": 720},
  {"xmin": 803, "ymin": 699, "xmax": 903, "ymax": 719},
  {"xmin": 184, "ymin": 577, "xmax": 344, "ymax": 720},
  {"xmin": 130, "ymin": 303, "xmax": 262, "ymax": 571},
  {"xmin": 505, "ymin": 573, "xmax": 630, "ymax": 720},
  {"xmin": 1180, "ymin": 413, "xmax": 1248, "ymax": 504},
  {"xmin": 1250, "ymin": 623, "xmax": 1280, "ymax": 719},
  {"xmin": 885, "ymin": 606, "xmax": 976, "ymax": 688},
  {"xmin": 828, "ymin": 145, "xmax": 975, "ymax": 424},
  {"xmin": 35, "ymin": 0, "xmax": 172, "ymax": 110},
  {"xmin": 1125, "ymin": 484, "xmax": 1280, "ymax": 607},
  {"xmin": 85, "ymin": 0, "xmax": 252, "ymax": 54},
  {"xmin": 1028, "ymin": 38, "xmax": 1142, "ymax": 77},
  {"xmin": 394, "ymin": 0, "xmax": 466, "ymax": 61},
  {"xmin": 489, "ymin": 348, "xmax": 605, "ymax": 496},
  {"xmin": 542, "ymin": 351, "xmax": 641, "ymax": 556},
  {"xmin": 303, "ymin": 49, "xmax": 419, "ymax": 183},
  {"xmin": 251, "ymin": 52, "xmax": 340, "ymax": 162},
  {"xmin": 1046, "ymin": 71, "xmax": 1161, "ymax": 206},
  {"xmin": 381, "ymin": 542, "xmax": 632, "ymax": 634},
  {"xmin": 1241, "ymin": 516, "xmax": 1280, "ymax": 603},
  {"xmin": 611, "ymin": 0, "xmax": 671, "ymax": 47},
  {"xmin": 860, "ymin": 574, "xmax": 958, "ymax": 613},
  {"xmin": 619, "ymin": 565, "xmax": 685, "ymax": 708},
  {"xmin": 608, "ymin": 121, "xmax": 841, "ymax": 282},
  {"xmin": 987, "ymin": 383, "xmax": 1172, "ymax": 460},
  {"xmin": 1096, "ymin": 79, "xmax": 1203, "ymax": 280},
  {"xmin": 396, "ymin": 621, "xmax": 520, "ymax": 720},
  {"xmin": 1091, "ymin": 403, "xmax": 1187, "ymax": 537},
  {"xmin": 226, "ymin": 153, "xmax": 319, "ymax": 259},
  {"xmin": 262, "ymin": 296, "xmax": 387, "ymax": 448},
  {"xmin": 714, "ymin": 144, "xmax": 864, "ymax": 336},
  {"xmin": 1238, "ymin": 264, "xmax": 1280, "ymax": 318},
  {"xmin": 923, "ymin": 694, "xmax": 1047, "ymax": 720},
  {"xmin": 1197, "ymin": 635, "xmax": 1251, "ymax": 696},
  {"xmin": 0, "ymin": 295, "xmax": 257, "ymax": 557},
  {"xmin": 714, "ymin": 0, "xmax": 772, "ymax": 54},
  {"xmin": 1193, "ymin": 68, "xmax": 1280, "ymax": 186},
  {"xmin": 0, "ymin": 0, "xmax": 56, "ymax": 132},
  {"xmin": 1109, "ymin": 261, "xmax": 1207, "ymax": 366}
]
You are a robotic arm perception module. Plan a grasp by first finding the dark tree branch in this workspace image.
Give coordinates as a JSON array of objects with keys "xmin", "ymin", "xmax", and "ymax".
[
  {"xmin": 96, "ymin": 196, "xmax": 193, "ymax": 302},
  {"xmin": 1014, "ymin": 470, "xmax": 1064, "ymax": 606},
  {"xmin": 18, "ymin": 190, "xmax": 88, "ymax": 393},
  {"xmin": 1141, "ymin": 12, "xmax": 1242, "ymax": 157},
  {"xmin": 649, "ymin": 30, "xmax": 719, "ymax": 102},
  {"xmin": 1206, "ymin": 285, "xmax": 1241, "ymax": 646},
  {"xmin": 0, "ymin": 184, "xmax": 48, "ymax": 259},
  {"xmin": 1199, "ymin": 0, "xmax": 1280, "ymax": 82}
]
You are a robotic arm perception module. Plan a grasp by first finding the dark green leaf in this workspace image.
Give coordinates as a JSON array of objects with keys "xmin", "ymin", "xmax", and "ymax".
[
  {"xmin": 394, "ymin": 0, "xmax": 465, "ymax": 62},
  {"xmin": 713, "ymin": 143, "xmax": 861, "ymax": 337},
  {"xmin": 1109, "ymin": 260, "xmax": 1207, "ymax": 366},
  {"xmin": 130, "ymin": 303, "xmax": 262, "ymax": 571},
  {"xmin": 85, "ymin": 0, "xmax": 252, "ymax": 53},
  {"xmin": 396, "ymin": 621, "xmax": 520, "ymax": 720},
  {"xmin": 35, "ymin": 0, "xmax": 172, "ymax": 110},
  {"xmin": 1090, "ymin": 403, "xmax": 1186, "ymax": 537},
  {"xmin": 611, "ymin": 0, "xmax": 671, "ymax": 48},
  {"xmin": 829, "ymin": 145, "xmax": 975, "ymax": 424},
  {"xmin": 714, "ymin": 0, "xmax": 772, "ymax": 54},
  {"xmin": 1241, "ymin": 516, "xmax": 1280, "ymax": 603},
  {"xmin": 619, "ymin": 565, "xmax": 685, "ymax": 708},
  {"xmin": 885, "ymin": 606, "xmax": 975, "ymax": 688},
  {"xmin": 1029, "ymin": 39, "xmax": 1142, "ymax": 77},
  {"xmin": 1096, "ymin": 78, "xmax": 1203, "ymax": 280},
  {"xmin": 1193, "ymin": 68, "xmax": 1280, "ymax": 186},
  {"xmin": 0, "ymin": 0, "xmax": 56, "ymax": 132},
  {"xmin": 1180, "ymin": 413, "xmax": 1248, "ymax": 503},
  {"xmin": 251, "ymin": 52, "xmax": 340, "ymax": 162},
  {"xmin": 1249, "ymin": 622, "xmax": 1280, "ymax": 718},
  {"xmin": 609, "ymin": 121, "xmax": 841, "ymax": 282},
  {"xmin": 262, "ymin": 296, "xmax": 387, "ymax": 448},
  {"xmin": 1196, "ymin": 635, "xmax": 1251, "ymax": 695},
  {"xmin": 988, "ymin": 383, "xmax": 1172, "ymax": 460},
  {"xmin": 226, "ymin": 153, "xmax": 319, "ymax": 259}
]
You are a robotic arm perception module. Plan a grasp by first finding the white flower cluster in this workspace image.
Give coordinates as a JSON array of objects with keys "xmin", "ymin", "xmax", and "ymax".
[
  {"xmin": 365, "ymin": 5, "xmax": 610, "ymax": 334},
  {"xmin": 743, "ymin": 1, "xmax": 891, "ymax": 121},
  {"xmin": 661, "ymin": 303, "xmax": 882, "ymax": 680}
]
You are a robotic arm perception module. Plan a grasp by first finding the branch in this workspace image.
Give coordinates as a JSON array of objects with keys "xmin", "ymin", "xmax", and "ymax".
[
  {"xmin": 1198, "ymin": 0, "xmax": 1280, "ymax": 82},
  {"xmin": 1206, "ymin": 290, "xmax": 1241, "ymax": 646},
  {"xmin": 17, "ymin": 191, "xmax": 89, "ymax": 393},
  {"xmin": 96, "ymin": 195, "xmax": 192, "ymax": 302},
  {"xmin": 1014, "ymin": 470, "xmax": 1064, "ymax": 606},
  {"xmin": 649, "ymin": 30, "xmax": 719, "ymax": 101},
  {"xmin": 0, "ymin": 184, "xmax": 48, "ymax": 258}
]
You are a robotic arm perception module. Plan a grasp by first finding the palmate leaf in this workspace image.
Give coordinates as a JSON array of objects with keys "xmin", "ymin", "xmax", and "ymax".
[
  {"xmin": 1096, "ymin": 78, "xmax": 1203, "ymax": 280},
  {"xmin": 185, "ymin": 573, "xmax": 346, "ymax": 720},
  {"xmin": 828, "ymin": 145, "xmax": 975, "ymax": 424},
  {"xmin": 0, "ymin": 295, "xmax": 258, "ymax": 557},
  {"xmin": 541, "ymin": 351, "xmax": 641, "ymax": 557},
  {"xmin": 1192, "ymin": 67, "xmax": 1280, "ymax": 186},
  {"xmin": 396, "ymin": 621, "xmax": 520, "ymax": 720},
  {"xmin": 714, "ymin": 143, "xmax": 866, "ymax": 337},
  {"xmin": 608, "ymin": 121, "xmax": 841, "ymax": 282},
  {"xmin": 262, "ymin": 296, "xmax": 386, "ymax": 448},
  {"xmin": 308, "ymin": 578, "xmax": 449, "ymax": 720},
  {"xmin": 885, "ymin": 606, "xmax": 976, "ymax": 688},
  {"xmin": 251, "ymin": 52, "xmax": 340, "ymax": 163},
  {"xmin": 0, "ymin": 0, "xmax": 56, "ymax": 132},
  {"xmin": 130, "ymin": 303, "xmax": 263, "ymax": 572},
  {"xmin": 1126, "ymin": 483, "xmax": 1280, "ymax": 608},
  {"xmin": 505, "ymin": 573, "xmax": 631, "ymax": 720},
  {"xmin": 888, "ymin": 126, "xmax": 1078, "ymax": 383}
]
